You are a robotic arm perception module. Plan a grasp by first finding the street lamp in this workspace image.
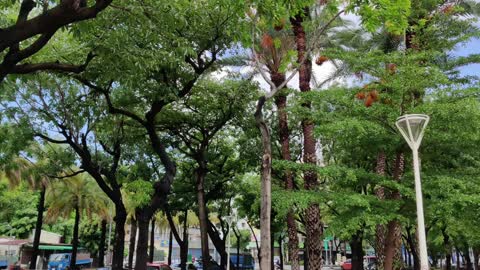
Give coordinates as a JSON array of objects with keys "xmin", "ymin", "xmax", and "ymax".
[
  {"xmin": 395, "ymin": 114, "xmax": 430, "ymax": 270},
  {"xmin": 225, "ymin": 216, "xmax": 234, "ymax": 270}
]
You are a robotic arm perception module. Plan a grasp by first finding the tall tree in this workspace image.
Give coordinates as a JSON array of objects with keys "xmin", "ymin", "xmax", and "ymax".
[
  {"xmin": 0, "ymin": 0, "xmax": 113, "ymax": 81},
  {"xmin": 158, "ymin": 79, "xmax": 255, "ymax": 269}
]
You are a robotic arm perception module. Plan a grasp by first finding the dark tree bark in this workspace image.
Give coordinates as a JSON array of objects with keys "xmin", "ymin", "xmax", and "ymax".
[
  {"xmin": 206, "ymin": 219, "xmax": 231, "ymax": 270},
  {"xmin": 129, "ymin": 220, "xmax": 138, "ymax": 269},
  {"xmin": 113, "ymin": 207, "xmax": 127, "ymax": 270},
  {"xmin": 135, "ymin": 213, "xmax": 150, "ymax": 270},
  {"xmin": 442, "ymin": 227, "xmax": 452, "ymax": 270},
  {"xmin": 473, "ymin": 248, "xmax": 479, "ymax": 270},
  {"xmin": 29, "ymin": 184, "xmax": 46, "ymax": 270},
  {"xmin": 290, "ymin": 9, "xmax": 322, "ymax": 270},
  {"xmin": 149, "ymin": 217, "xmax": 155, "ymax": 263},
  {"xmin": 99, "ymin": 219, "xmax": 107, "ymax": 267},
  {"xmin": 168, "ymin": 230, "xmax": 173, "ymax": 266},
  {"xmin": 465, "ymin": 248, "xmax": 473, "ymax": 270},
  {"xmin": 70, "ymin": 206, "xmax": 81, "ymax": 270},
  {"xmin": 0, "ymin": 0, "xmax": 112, "ymax": 81},
  {"xmin": 166, "ymin": 208, "xmax": 189, "ymax": 270},
  {"xmin": 271, "ymin": 232, "xmax": 275, "ymax": 270},
  {"xmin": 350, "ymin": 231, "xmax": 364, "ymax": 270},
  {"xmin": 279, "ymin": 235, "xmax": 284, "ymax": 270},
  {"xmin": 247, "ymin": 220, "xmax": 261, "ymax": 264},
  {"xmin": 233, "ymin": 226, "xmax": 241, "ymax": 268},
  {"xmin": 406, "ymin": 226, "xmax": 420, "ymax": 270}
]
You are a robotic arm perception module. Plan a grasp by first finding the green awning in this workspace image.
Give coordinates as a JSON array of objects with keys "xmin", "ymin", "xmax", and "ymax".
[{"xmin": 38, "ymin": 245, "xmax": 73, "ymax": 251}]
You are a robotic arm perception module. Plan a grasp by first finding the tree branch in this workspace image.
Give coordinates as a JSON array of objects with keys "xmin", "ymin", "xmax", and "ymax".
[
  {"xmin": 35, "ymin": 133, "xmax": 68, "ymax": 144},
  {"xmin": 11, "ymin": 52, "xmax": 95, "ymax": 74}
]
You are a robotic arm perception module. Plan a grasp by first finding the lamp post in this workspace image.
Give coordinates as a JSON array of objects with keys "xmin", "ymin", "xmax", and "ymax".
[
  {"xmin": 225, "ymin": 216, "xmax": 234, "ymax": 270},
  {"xmin": 395, "ymin": 114, "xmax": 430, "ymax": 270}
]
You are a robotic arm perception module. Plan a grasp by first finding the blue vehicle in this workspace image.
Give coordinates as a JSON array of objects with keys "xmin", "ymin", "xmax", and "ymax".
[
  {"xmin": 0, "ymin": 257, "xmax": 7, "ymax": 269},
  {"xmin": 230, "ymin": 254, "xmax": 254, "ymax": 270},
  {"xmin": 48, "ymin": 253, "xmax": 92, "ymax": 270}
]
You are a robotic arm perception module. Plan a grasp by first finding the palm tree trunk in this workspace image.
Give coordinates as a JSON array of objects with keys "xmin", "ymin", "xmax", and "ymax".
[
  {"xmin": 290, "ymin": 9, "xmax": 322, "ymax": 270},
  {"xmin": 168, "ymin": 230, "xmax": 173, "ymax": 265},
  {"xmin": 99, "ymin": 219, "xmax": 107, "ymax": 267},
  {"xmin": 29, "ymin": 185, "xmax": 46, "ymax": 270},
  {"xmin": 375, "ymin": 152, "xmax": 386, "ymax": 270},
  {"xmin": 149, "ymin": 217, "xmax": 155, "ymax": 263},
  {"xmin": 129, "ymin": 220, "xmax": 138, "ymax": 269},
  {"xmin": 384, "ymin": 153, "xmax": 404, "ymax": 270},
  {"xmin": 135, "ymin": 213, "xmax": 150, "ymax": 270},
  {"xmin": 70, "ymin": 205, "xmax": 80, "ymax": 270},
  {"xmin": 272, "ymin": 71, "xmax": 300, "ymax": 270}
]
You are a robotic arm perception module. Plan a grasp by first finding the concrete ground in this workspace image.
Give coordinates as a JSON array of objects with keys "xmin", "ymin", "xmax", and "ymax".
[{"xmin": 254, "ymin": 264, "xmax": 342, "ymax": 270}]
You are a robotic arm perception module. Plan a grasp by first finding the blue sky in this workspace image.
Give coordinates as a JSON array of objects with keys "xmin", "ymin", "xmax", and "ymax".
[{"xmin": 453, "ymin": 37, "xmax": 480, "ymax": 76}]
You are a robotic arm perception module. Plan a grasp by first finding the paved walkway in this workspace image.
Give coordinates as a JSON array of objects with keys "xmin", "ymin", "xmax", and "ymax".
[{"xmin": 254, "ymin": 264, "xmax": 342, "ymax": 270}]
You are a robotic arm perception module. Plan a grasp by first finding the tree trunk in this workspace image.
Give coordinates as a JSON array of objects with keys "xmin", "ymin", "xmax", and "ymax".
[
  {"xmin": 279, "ymin": 235, "xmax": 284, "ymax": 270},
  {"xmin": 168, "ymin": 230, "xmax": 173, "ymax": 266},
  {"xmin": 135, "ymin": 214, "xmax": 150, "ymax": 270},
  {"xmin": 473, "ymin": 248, "xmax": 479, "ymax": 270},
  {"xmin": 70, "ymin": 206, "xmax": 80, "ymax": 270},
  {"xmin": 465, "ymin": 248, "xmax": 473, "ymax": 270},
  {"xmin": 233, "ymin": 226, "xmax": 240, "ymax": 268},
  {"xmin": 166, "ymin": 207, "xmax": 188, "ymax": 270},
  {"xmin": 456, "ymin": 249, "xmax": 460, "ymax": 270},
  {"xmin": 99, "ymin": 219, "xmax": 107, "ymax": 267},
  {"xmin": 206, "ymin": 219, "xmax": 235, "ymax": 270},
  {"xmin": 304, "ymin": 234, "xmax": 309, "ymax": 270},
  {"xmin": 196, "ymin": 166, "xmax": 211, "ymax": 269},
  {"xmin": 247, "ymin": 220, "xmax": 261, "ymax": 264},
  {"xmin": 180, "ymin": 240, "xmax": 188, "ymax": 270},
  {"xmin": 254, "ymin": 96, "xmax": 272, "ymax": 270},
  {"xmin": 375, "ymin": 152, "xmax": 386, "ymax": 270},
  {"xmin": 129, "ymin": 220, "xmax": 138, "ymax": 269},
  {"xmin": 29, "ymin": 185, "xmax": 46, "ymax": 270},
  {"xmin": 386, "ymin": 153, "xmax": 405, "ymax": 270},
  {"xmin": 384, "ymin": 220, "xmax": 401, "ymax": 270},
  {"xmin": 350, "ymin": 231, "xmax": 364, "ymax": 270},
  {"xmin": 442, "ymin": 227, "xmax": 452, "ymax": 270},
  {"xmin": 271, "ymin": 232, "xmax": 275, "ymax": 270},
  {"xmin": 112, "ymin": 206, "xmax": 127, "ymax": 270},
  {"xmin": 287, "ymin": 212, "xmax": 300, "ymax": 270},
  {"xmin": 272, "ymin": 70, "xmax": 300, "ymax": 270},
  {"xmin": 290, "ymin": 9, "xmax": 322, "ymax": 270},
  {"xmin": 149, "ymin": 217, "xmax": 155, "ymax": 263},
  {"xmin": 406, "ymin": 226, "xmax": 420, "ymax": 270}
]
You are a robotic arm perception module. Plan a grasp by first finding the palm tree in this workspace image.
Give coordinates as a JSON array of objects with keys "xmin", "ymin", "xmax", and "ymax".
[
  {"xmin": 46, "ymin": 175, "xmax": 109, "ymax": 270},
  {"xmin": 3, "ymin": 158, "xmax": 49, "ymax": 270}
]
